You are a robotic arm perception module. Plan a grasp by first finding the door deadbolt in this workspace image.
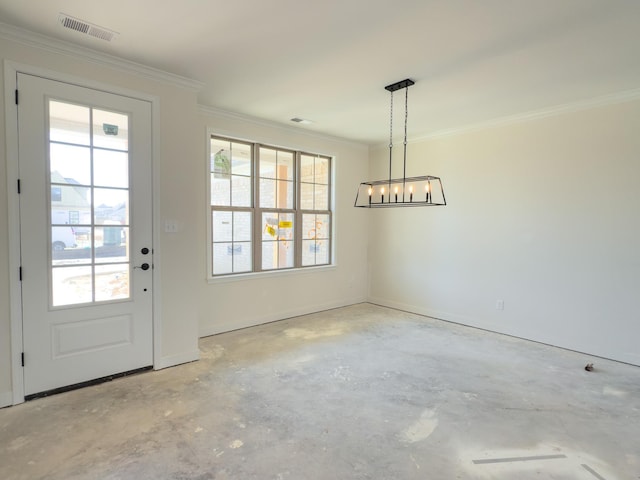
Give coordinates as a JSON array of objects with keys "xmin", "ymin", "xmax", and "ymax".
[{"xmin": 141, "ymin": 247, "xmax": 150, "ymax": 255}]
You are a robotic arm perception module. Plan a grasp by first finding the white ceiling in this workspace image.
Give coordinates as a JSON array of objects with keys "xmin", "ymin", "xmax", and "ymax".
[{"xmin": 1, "ymin": 0, "xmax": 639, "ymax": 145}]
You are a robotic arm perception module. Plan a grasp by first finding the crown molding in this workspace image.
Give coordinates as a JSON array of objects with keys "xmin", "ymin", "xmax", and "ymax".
[
  {"xmin": 415, "ymin": 87, "xmax": 640, "ymax": 143},
  {"xmin": 371, "ymin": 86, "xmax": 640, "ymax": 149},
  {"xmin": 0, "ymin": 21, "xmax": 203, "ymax": 91},
  {"xmin": 199, "ymin": 104, "xmax": 368, "ymax": 149}
]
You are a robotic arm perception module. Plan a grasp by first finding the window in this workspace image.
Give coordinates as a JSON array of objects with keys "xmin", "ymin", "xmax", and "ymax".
[
  {"xmin": 209, "ymin": 135, "xmax": 332, "ymax": 277},
  {"xmin": 300, "ymin": 153, "xmax": 331, "ymax": 266},
  {"xmin": 210, "ymin": 138, "xmax": 253, "ymax": 275}
]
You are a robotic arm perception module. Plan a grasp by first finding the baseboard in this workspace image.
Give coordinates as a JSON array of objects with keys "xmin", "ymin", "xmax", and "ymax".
[
  {"xmin": 0, "ymin": 390, "xmax": 13, "ymax": 408},
  {"xmin": 154, "ymin": 349, "xmax": 200, "ymax": 370},
  {"xmin": 199, "ymin": 296, "xmax": 367, "ymax": 338},
  {"xmin": 367, "ymin": 296, "xmax": 493, "ymax": 330},
  {"xmin": 367, "ymin": 297, "xmax": 640, "ymax": 368}
]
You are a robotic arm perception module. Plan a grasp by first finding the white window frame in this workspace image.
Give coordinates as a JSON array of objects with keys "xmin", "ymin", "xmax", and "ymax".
[{"xmin": 207, "ymin": 134, "xmax": 334, "ymax": 279}]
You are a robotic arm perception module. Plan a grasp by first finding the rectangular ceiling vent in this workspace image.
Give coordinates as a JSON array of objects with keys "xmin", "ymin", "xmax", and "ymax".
[{"xmin": 58, "ymin": 13, "xmax": 119, "ymax": 42}]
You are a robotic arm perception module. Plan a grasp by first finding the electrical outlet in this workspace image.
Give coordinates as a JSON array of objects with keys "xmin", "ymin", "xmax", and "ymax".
[
  {"xmin": 496, "ymin": 299, "xmax": 504, "ymax": 311},
  {"xmin": 164, "ymin": 220, "xmax": 178, "ymax": 233}
]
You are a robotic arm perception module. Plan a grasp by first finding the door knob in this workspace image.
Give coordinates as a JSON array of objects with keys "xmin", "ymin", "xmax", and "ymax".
[{"xmin": 135, "ymin": 263, "xmax": 150, "ymax": 271}]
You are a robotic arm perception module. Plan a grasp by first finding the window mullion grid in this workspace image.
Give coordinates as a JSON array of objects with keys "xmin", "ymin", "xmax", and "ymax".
[
  {"xmin": 230, "ymin": 211, "xmax": 235, "ymax": 273},
  {"xmin": 211, "ymin": 205, "xmax": 252, "ymax": 274},
  {"xmin": 319, "ymin": 156, "xmax": 332, "ymax": 266},
  {"xmin": 300, "ymin": 208, "xmax": 331, "ymax": 266},
  {"xmin": 210, "ymin": 137, "xmax": 332, "ymax": 276},
  {"xmin": 210, "ymin": 208, "xmax": 216, "ymax": 277},
  {"xmin": 259, "ymin": 207, "xmax": 295, "ymax": 271},
  {"xmin": 281, "ymin": 149, "xmax": 297, "ymax": 270},
  {"xmin": 251, "ymin": 207, "xmax": 262, "ymax": 272},
  {"xmin": 295, "ymin": 151, "xmax": 302, "ymax": 268},
  {"xmin": 89, "ymin": 107, "xmax": 96, "ymax": 302},
  {"xmin": 253, "ymin": 144, "xmax": 262, "ymax": 272},
  {"xmin": 300, "ymin": 209, "xmax": 313, "ymax": 266},
  {"xmin": 280, "ymin": 207, "xmax": 296, "ymax": 270}
]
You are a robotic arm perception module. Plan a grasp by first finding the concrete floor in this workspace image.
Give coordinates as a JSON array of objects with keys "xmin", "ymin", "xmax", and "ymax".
[{"xmin": 1, "ymin": 303, "xmax": 639, "ymax": 479}]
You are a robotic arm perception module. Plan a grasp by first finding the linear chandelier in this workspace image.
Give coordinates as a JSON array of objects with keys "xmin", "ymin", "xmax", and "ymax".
[{"xmin": 354, "ymin": 79, "xmax": 446, "ymax": 208}]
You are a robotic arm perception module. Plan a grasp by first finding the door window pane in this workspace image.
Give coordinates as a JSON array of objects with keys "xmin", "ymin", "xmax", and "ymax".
[
  {"xmin": 94, "ymin": 150, "xmax": 129, "ymax": 188},
  {"xmin": 95, "ymin": 226, "xmax": 128, "ymax": 264},
  {"xmin": 95, "ymin": 265, "xmax": 129, "ymax": 302},
  {"xmin": 51, "ymin": 186, "xmax": 91, "ymax": 225},
  {"xmin": 52, "ymin": 266, "xmax": 93, "ymax": 306},
  {"xmin": 51, "ymin": 226, "xmax": 89, "ymax": 265},
  {"xmin": 94, "ymin": 189, "xmax": 129, "ymax": 225},
  {"xmin": 49, "ymin": 100, "xmax": 132, "ymax": 306},
  {"xmin": 50, "ymin": 143, "xmax": 91, "ymax": 185},
  {"xmin": 93, "ymin": 109, "xmax": 129, "ymax": 151},
  {"xmin": 49, "ymin": 101, "xmax": 90, "ymax": 146}
]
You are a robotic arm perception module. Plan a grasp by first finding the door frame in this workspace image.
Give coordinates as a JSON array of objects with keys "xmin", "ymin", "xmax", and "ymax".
[{"xmin": 4, "ymin": 61, "xmax": 163, "ymax": 405}]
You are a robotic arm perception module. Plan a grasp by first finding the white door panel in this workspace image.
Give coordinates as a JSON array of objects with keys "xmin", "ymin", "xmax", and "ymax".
[{"xmin": 17, "ymin": 73, "xmax": 153, "ymax": 396}]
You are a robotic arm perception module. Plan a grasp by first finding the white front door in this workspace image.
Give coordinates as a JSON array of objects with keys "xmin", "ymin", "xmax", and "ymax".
[{"xmin": 17, "ymin": 73, "xmax": 153, "ymax": 396}]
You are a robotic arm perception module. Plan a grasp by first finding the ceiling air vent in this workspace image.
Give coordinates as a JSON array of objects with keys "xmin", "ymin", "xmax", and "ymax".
[{"xmin": 58, "ymin": 13, "xmax": 118, "ymax": 42}]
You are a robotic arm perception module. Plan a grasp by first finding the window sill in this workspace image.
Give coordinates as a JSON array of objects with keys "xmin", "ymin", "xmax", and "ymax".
[{"xmin": 207, "ymin": 264, "xmax": 336, "ymax": 284}]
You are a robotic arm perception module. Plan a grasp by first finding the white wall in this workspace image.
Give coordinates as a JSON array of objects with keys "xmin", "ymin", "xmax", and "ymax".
[
  {"xmin": 197, "ymin": 109, "xmax": 369, "ymax": 335},
  {"xmin": 0, "ymin": 32, "xmax": 201, "ymax": 404},
  {"xmin": 368, "ymin": 98, "xmax": 640, "ymax": 366}
]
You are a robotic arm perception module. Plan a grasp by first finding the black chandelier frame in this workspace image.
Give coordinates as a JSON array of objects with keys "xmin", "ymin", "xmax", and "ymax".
[{"xmin": 354, "ymin": 78, "xmax": 446, "ymax": 208}]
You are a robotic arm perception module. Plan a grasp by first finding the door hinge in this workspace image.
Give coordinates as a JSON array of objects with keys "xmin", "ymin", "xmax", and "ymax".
[
  {"xmin": 15, "ymin": 89, "xmax": 18, "ymax": 105},
  {"xmin": 19, "ymin": 266, "xmax": 22, "ymax": 281},
  {"xmin": 17, "ymin": 179, "xmax": 21, "ymax": 194},
  {"xmin": 21, "ymin": 352, "xmax": 25, "ymax": 367}
]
